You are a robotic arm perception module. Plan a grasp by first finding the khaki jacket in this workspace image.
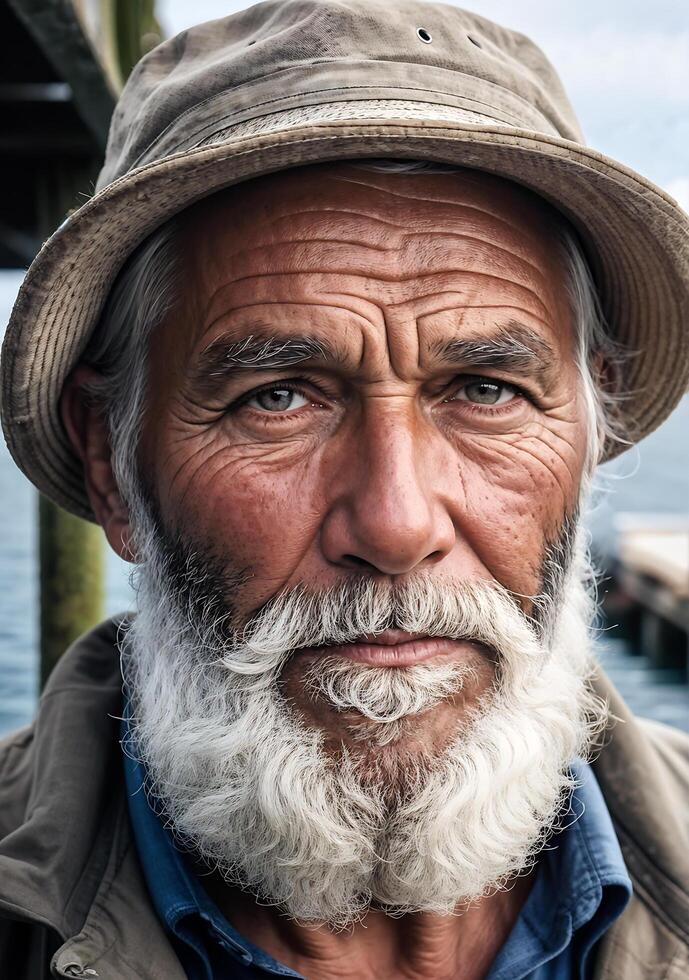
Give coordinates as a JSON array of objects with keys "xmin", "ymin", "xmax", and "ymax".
[{"xmin": 0, "ymin": 619, "xmax": 688, "ymax": 979}]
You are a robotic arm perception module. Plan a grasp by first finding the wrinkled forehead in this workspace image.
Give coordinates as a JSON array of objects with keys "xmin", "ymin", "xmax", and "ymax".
[
  {"xmin": 182, "ymin": 162, "xmax": 570, "ymax": 276},
  {"xmin": 167, "ymin": 162, "xmax": 576, "ymax": 363}
]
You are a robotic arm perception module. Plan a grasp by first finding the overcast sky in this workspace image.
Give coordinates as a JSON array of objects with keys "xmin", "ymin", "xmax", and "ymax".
[{"xmin": 159, "ymin": 0, "xmax": 689, "ymax": 209}]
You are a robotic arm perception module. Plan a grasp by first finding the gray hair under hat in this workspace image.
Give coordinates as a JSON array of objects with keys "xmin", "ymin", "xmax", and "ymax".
[{"xmin": 3, "ymin": 0, "xmax": 688, "ymax": 520}]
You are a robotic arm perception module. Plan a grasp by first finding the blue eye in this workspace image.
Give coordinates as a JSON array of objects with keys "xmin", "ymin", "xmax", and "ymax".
[
  {"xmin": 246, "ymin": 386, "xmax": 309, "ymax": 412},
  {"xmin": 456, "ymin": 379, "xmax": 517, "ymax": 405}
]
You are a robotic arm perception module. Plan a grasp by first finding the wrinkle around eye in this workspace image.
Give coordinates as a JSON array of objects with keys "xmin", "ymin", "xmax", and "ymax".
[
  {"xmin": 165, "ymin": 434, "xmax": 320, "ymax": 508},
  {"xmin": 478, "ymin": 435, "xmax": 578, "ymax": 498},
  {"xmin": 448, "ymin": 425, "xmax": 575, "ymax": 473}
]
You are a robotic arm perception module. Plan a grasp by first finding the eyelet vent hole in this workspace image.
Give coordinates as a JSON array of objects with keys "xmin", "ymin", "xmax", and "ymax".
[{"xmin": 417, "ymin": 27, "xmax": 432, "ymax": 43}]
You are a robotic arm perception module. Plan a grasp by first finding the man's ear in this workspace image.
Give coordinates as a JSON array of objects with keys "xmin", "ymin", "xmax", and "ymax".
[
  {"xmin": 591, "ymin": 350, "xmax": 613, "ymax": 389},
  {"xmin": 60, "ymin": 365, "xmax": 137, "ymax": 562},
  {"xmin": 588, "ymin": 351, "xmax": 619, "ymax": 461}
]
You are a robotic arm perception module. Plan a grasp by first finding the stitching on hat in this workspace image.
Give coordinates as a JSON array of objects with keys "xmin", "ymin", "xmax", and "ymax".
[
  {"xmin": 136, "ymin": 89, "xmax": 535, "ymax": 165},
  {"xmin": 195, "ymin": 102, "xmax": 509, "ymax": 149},
  {"xmin": 127, "ymin": 66, "xmax": 563, "ymax": 174}
]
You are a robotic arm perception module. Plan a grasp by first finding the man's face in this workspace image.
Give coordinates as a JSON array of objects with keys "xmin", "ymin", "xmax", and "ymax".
[
  {"xmin": 138, "ymin": 163, "xmax": 588, "ymax": 755},
  {"xmin": 105, "ymin": 164, "xmax": 603, "ymax": 923}
]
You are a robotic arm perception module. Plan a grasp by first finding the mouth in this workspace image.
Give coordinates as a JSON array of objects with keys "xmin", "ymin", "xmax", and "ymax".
[{"xmin": 297, "ymin": 630, "xmax": 482, "ymax": 667}]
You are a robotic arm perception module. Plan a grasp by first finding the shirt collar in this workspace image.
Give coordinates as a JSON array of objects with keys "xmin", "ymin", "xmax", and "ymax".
[
  {"xmin": 488, "ymin": 758, "xmax": 632, "ymax": 979},
  {"xmin": 121, "ymin": 711, "xmax": 302, "ymax": 979}
]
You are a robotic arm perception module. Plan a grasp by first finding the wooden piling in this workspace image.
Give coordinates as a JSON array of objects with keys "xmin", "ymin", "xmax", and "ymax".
[
  {"xmin": 38, "ymin": 497, "xmax": 104, "ymax": 688},
  {"xmin": 5, "ymin": 0, "xmax": 161, "ymax": 687}
]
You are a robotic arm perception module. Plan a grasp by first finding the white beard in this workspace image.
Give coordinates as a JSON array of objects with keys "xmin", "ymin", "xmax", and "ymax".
[{"xmin": 121, "ymin": 510, "xmax": 606, "ymax": 928}]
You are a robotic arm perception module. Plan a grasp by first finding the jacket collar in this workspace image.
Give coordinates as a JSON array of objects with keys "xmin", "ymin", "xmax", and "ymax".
[
  {"xmin": 0, "ymin": 618, "xmax": 687, "ymax": 977},
  {"xmin": 0, "ymin": 617, "xmax": 124, "ymax": 940},
  {"xmin": 0, "ymin": 617, "xmax": 184, "ymax": 978},
  {"xmin": 590, "ymin": 673, "xmax": 689, "ymax": 947}
]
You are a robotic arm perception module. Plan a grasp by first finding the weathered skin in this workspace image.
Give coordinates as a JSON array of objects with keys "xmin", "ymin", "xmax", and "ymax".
[{"xmin": 62, "ymin": 164, "xmax": 590, "ymax": 980}]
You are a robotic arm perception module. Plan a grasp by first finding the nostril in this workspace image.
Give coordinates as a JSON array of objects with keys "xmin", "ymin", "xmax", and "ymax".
[
  {"xmin": 467, "ymin": 34, "xmax": 482, "ymax": 48},
  {"xmin": 424, "ymin": 549, "xmax": 446, "ymax": 566},
  {"xmin": 343, "ymin": 554, "xmax": 375, "ymax": 570}
]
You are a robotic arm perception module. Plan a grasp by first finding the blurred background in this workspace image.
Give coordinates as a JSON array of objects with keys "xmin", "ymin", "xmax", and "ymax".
[{"xmin": 1, "ymin": 0, "xmax": 687, "ymax": 735}]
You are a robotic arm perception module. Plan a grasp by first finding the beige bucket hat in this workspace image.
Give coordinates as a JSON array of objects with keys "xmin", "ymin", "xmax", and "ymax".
[{"xmin": 3, "ymin": 0, "xmax": 689, "ymax": 521}]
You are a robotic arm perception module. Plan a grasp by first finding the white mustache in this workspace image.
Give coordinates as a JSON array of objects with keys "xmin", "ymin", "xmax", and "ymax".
[{"xmin": 215, "ymin": 575, "xmax": 545, "ymax": 687}]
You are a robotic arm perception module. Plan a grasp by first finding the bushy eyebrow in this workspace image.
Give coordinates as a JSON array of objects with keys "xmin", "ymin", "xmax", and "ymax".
[
  {"xmin": 189, "ymin": 321, "xmax": 558, "ymax": 398},
  {"xmin": 190, "ymin": 332, "xmax": 342, "ymax": 397},
  {"xmin": 431, "ymin": 323, "xmax": 557, "ymax": 389}
]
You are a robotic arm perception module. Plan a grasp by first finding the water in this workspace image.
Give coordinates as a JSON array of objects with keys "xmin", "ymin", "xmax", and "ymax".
[
  {"xmin": 588, "ymin": 398, "xmax": 689, "ymax": 554},
  {"xmin": 0, "ymin": 432, "xmax": 133, "ymax": 731},
  {"xmin": 1, "ymin": 270, "xmax": 687, "ymax": 736},
  {"xmin": 597, "ymin": 640, "xmax": 689, "ymax": 734}
]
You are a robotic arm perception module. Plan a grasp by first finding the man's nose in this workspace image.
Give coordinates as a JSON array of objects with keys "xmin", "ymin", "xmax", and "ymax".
[{"xmin": 320, "ymin": 409, "xmax": 456, "ymax": 576}]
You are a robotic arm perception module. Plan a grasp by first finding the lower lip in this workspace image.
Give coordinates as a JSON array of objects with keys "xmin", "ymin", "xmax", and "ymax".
[{"xmin": 299, "ymin": 637, "xmax": 472, "ymax": 667}]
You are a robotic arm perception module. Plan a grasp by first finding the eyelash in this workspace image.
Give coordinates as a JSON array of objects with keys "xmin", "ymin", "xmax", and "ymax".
[
  {"xmin": 445, "ymin": 376, "xmax": 531, "ymax": 413},
  {"xmin": 230, "ymin": 375, "xmax": 532, "ymax": 417},
  {"xmin": 232, "ymin": 380, "xmax": 321, "ymax": 416}
]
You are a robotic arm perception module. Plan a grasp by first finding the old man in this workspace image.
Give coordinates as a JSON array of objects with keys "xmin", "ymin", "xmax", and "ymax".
[{"xmin": 1, "ymin": 1, "xmax": 688, "ymax": 978}]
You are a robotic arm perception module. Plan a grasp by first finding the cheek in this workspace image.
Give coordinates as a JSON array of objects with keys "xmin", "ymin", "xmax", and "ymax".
[
  {"xmin": 156, "ymin": 434, "xmax": 328, "ymax": 597},
  {"xmin": 455, "ymin": 433, "xmax": 583, "ymax": 597}
]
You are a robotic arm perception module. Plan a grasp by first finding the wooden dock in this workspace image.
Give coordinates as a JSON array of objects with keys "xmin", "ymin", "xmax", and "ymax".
[{"xmin": 600, "ymin": 514, "xmax": 689, "ymax": 677}]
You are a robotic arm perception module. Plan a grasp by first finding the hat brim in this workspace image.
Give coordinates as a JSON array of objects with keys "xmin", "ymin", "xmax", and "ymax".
[{"xmin": 3, "ymin": 111, "xmax": 689, "ymax": 521}]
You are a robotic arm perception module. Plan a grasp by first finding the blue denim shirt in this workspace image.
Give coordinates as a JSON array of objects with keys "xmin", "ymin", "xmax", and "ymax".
[{"xmin": 122, "ymin": 716, "xmax": 631, "ymax": 980}]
